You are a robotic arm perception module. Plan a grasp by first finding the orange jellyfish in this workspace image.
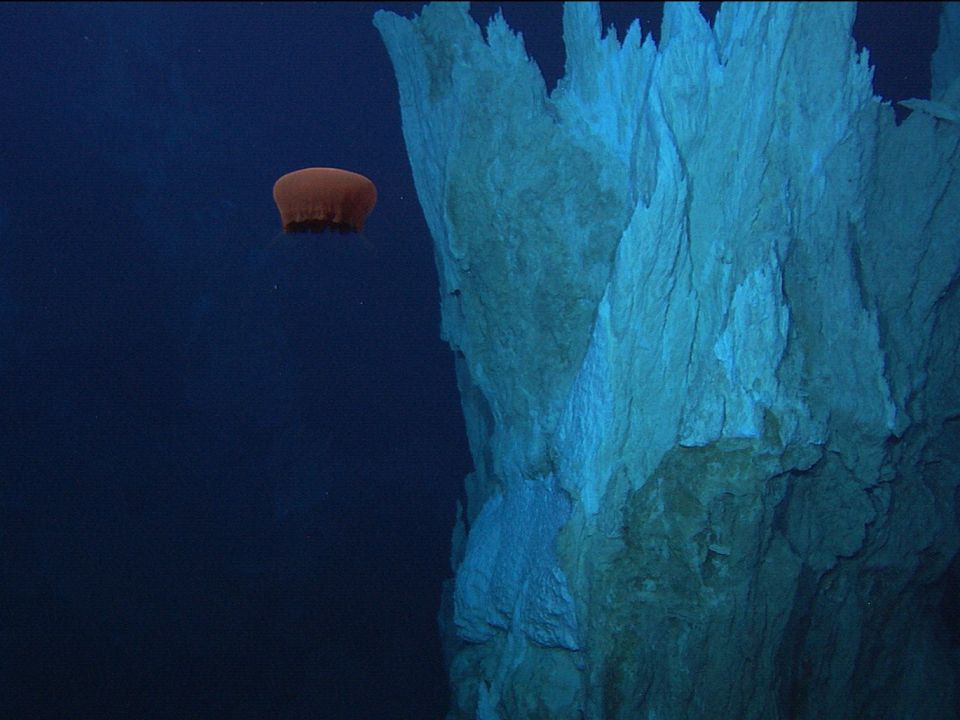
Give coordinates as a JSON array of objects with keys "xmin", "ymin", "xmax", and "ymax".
[{"xmin": 272, "ymin": 167, "xmax": 377, "ymax": 234}]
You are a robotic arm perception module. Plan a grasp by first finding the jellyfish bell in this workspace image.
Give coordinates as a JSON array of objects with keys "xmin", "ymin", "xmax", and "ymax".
[{"xmin": 272, "ymin": 167, "xmax": 377, "ymax": 234}]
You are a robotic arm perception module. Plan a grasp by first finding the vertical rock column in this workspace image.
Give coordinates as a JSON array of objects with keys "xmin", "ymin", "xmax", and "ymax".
[{"xmin": 375, "ymin": 3, "xmax": 960, "ymax": 718}]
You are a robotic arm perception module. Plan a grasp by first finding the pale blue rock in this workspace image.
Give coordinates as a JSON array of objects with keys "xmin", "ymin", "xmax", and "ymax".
[{"xmin": 375, "ymin": 3, "xmax": 960, "ymax": 718}]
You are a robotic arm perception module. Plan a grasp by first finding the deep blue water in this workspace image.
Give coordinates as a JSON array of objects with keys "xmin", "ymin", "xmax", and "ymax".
[{"xmin": 0, "ymin": 3, "xmax": 939, "ymax": 718}]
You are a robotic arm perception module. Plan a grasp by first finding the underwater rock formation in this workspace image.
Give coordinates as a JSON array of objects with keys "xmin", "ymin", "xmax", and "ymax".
[{"xmin": 375, "ymin": 2, "xmax": 960, "ymax": 718}]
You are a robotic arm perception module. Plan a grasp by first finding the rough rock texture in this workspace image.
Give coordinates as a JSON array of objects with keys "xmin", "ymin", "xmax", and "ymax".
[{"xmin": 374, "ymin": 2, "xmax": 960, "ymax": 718}]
